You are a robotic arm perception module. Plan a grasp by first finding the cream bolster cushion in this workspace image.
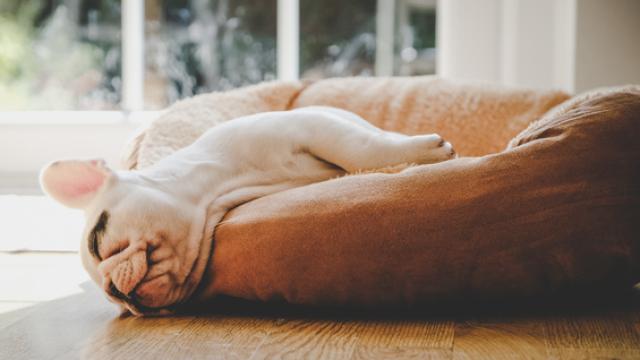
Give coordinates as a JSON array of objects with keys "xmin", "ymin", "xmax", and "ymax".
[
  {"xmin": 123, "ymin": 78, "xmax": 640, "ymax": 307},
  {"xmin": 124, "ymin": 76, "xmax": 570, "ymax": 168}
]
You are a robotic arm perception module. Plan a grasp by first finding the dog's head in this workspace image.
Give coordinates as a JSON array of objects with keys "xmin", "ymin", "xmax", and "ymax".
[{"xmin": 40, "ymin": 159, "xmax": 213, "ymax": 316}]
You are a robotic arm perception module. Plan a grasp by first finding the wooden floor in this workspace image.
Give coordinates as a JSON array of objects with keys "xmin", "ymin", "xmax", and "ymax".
[{"xmin": 1, "ymin": 253, "xmax": 640, "ymax": 359}]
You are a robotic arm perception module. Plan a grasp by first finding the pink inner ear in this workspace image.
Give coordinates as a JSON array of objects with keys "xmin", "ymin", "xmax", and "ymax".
[
  {"xmin": 44, "ymin": 161, "xmax": 108, "ymax": 203},
  {"xmin": 57, "ymin": 170, "xmax": 105, "ymax": 198}
]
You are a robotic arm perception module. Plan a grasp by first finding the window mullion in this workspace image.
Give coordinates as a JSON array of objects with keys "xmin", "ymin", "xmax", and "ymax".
[
  {"xmin": 375, "ymin": 0, "xmax": 396, "ymax": 76},
  {"xmin": 277, "ymin": 0, "xmax": 300, "ymax": 81},
  {"xmin": 121, "ymin": 0, "xmax": 145, "ymax": 111}
]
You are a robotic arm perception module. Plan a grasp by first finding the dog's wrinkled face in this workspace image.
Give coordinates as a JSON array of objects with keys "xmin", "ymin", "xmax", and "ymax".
[{"xmin": 40, "ymin": 159, "xmax": 209, "ymax": 316}]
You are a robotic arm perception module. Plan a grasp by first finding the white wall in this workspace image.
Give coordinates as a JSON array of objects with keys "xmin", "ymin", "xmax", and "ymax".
[
  {"xmin": 502, "ymin": 0, "xmax": 575, "ymax": 91},
  {"xmin": 574, "ymin": 0, "xmax": 640, "ymax": 92},
  {"xmin": 436, "ymin": 0, "xmax": 503, "ymax": 84},
  {"xmin": 437, "ymin": 0, "xmax": 639, "ymax": 93},
  {"xmin": 437, "ymin": 0, "xmax": 574, "ymax": 91}
]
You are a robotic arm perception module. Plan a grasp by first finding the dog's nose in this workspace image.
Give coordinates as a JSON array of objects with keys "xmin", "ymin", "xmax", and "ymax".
[{"xmin": 110, "ymin": 250, "xmax": 148, "ymax": 296}]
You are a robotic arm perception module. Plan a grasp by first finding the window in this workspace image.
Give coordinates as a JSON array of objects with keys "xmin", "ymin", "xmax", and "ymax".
[{"xmin": 0, "ymin": 0, "xmax": 436, "ymax": 112}]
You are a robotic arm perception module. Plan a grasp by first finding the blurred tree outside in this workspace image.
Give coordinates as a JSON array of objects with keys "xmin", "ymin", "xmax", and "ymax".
[
  {"xmin": 0, "ymin": 0, "xmax": 121, "ymax": 110},
  {"xmin": 0, "ymin": 0, "xmax": 436, "ymax": 111},
  {"xmin": 143, "ymin": 0, "xmax": 278, "ymax": 109},
  {"xmin": 300, "ymin": 0, "xmax": 377, "ymax": 78}
]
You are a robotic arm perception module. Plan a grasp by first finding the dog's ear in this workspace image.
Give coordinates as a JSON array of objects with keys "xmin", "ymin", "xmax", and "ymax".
[{"xmin": 40, "ymin": 159, "xmax": 114, "ymax": 209}]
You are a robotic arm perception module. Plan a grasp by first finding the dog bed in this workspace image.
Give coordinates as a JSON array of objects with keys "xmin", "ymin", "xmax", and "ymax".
[{"xmin": 122, "ymin": 77, "xmax": 640, "ymax": 307}]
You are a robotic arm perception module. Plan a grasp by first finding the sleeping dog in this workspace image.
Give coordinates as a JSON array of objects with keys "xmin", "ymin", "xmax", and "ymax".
[{"xmin": 40, "ymin": 106, "xmax": 455, "ymax": 316}]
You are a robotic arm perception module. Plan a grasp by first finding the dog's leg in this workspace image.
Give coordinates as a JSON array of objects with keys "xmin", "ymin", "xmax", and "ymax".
[{"xmin": 292, "ymin": 111, "xmax": 456, "ymax": 172}]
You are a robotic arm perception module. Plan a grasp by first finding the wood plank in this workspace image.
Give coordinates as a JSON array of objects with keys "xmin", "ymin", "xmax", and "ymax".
[
  {"xmin": 350, "ymin": 318, "xmax": 454, "ymax": 360},
  {"xmin": 350, "ymin": 318, "xmax": 454, "ymax": 348},
  {"xmin": 251, "ymin": 319, "xmax": 359, "ymax": 360},
  {"xmin": 352, "ymin": 347, "xmax": 452, "ymax": 360},
  {"xmin": 544, "ymin": 312, "xmax": 640, "ymax": 349},
  {"xmin": 547, "ymin": 347, "xmax": 640, "ymax": 359},
  {"xmin": 127, "ymin": 316, "xmax": 278, "ymax": 360},
  {"xmin": 452, "ymin": 318, "xmax": 549, "ymax": 359},
  {"xmin": 543, "ymin": 309, "xmax": 640, "ymax": 359},
  {"xmin": 70, "ymin": 315, "xmax": 197, "ymax": 360}
]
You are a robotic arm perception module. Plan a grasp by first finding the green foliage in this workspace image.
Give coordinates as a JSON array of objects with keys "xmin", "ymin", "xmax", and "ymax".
[
  {"xmin": 0, "ymin": 1, "xmax": 112, "ymax": 110},
  {"xmin": 0, "ymin": 1, "xmax": 42, "ymax": 81}
]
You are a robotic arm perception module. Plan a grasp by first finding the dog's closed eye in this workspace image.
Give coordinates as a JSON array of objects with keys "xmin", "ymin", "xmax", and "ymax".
[{"xmin": 88, "ymin": 211, "xmax": 109, "ymax": 261}]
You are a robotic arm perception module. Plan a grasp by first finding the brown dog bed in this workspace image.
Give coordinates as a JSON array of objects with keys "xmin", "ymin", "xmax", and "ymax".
[{"xmin": 123, "ymin": 77, "xmax": 640, "ymax": 308}]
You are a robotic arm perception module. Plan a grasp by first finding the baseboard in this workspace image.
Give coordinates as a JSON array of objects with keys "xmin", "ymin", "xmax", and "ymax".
[{"xmin": 0, "ymin": 172, "xmax": 43, "ymax": 195}]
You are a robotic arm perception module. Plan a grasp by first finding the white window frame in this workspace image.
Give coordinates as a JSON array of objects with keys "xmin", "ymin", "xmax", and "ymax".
[
  {"xmin": 122, "ymin": 0, "xmax": 145, "ymax": 111},
  {"xmin": 277, "ymin": 0, "xmax": 299, "ymax": 81}
]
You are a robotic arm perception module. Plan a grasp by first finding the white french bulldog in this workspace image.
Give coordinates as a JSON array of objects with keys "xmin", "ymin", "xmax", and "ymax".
[{"xmin": 40, "ymin": 106, "xmax": 455, "ymax": 316}]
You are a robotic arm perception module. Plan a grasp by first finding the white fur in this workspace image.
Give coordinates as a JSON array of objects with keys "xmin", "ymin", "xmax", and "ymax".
[{"xmin": 40, "ymin": 106, "xmax": 455, "ymax": 315}]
